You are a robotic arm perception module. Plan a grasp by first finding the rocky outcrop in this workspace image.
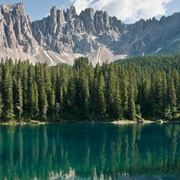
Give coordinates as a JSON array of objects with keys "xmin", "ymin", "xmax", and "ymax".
[
  {"xmin": 80, "ymin": 8, "xmax": 95, "ymax": 34},
  {"xmin": 0, "ymin": 3, "xmax": 38, "ymax": 54},
  {"xmin": 31, "ymin": 5, "xmax": 126, "ymax": 57},
  {"xmin": 64, "ymin": 6, "xmax": 77, "ymax": 21},
  {"xmin": 1, "ymin": 3, "xmax": 180, "ymax": 65}
]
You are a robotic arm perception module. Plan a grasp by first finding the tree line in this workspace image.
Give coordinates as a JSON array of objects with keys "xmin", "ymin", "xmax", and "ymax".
[{"xmin": 0, "ymin": 56, "xmax": 179, "ymax": 122}]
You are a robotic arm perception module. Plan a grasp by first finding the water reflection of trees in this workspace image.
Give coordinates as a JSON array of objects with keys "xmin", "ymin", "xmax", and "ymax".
[{"xmin": 0, "ymin": 124, "xmax": 179, "ymax": 179}]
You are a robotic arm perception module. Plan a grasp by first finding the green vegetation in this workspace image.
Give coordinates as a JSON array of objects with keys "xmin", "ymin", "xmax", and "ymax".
[{"xmin": 0, "ymin": 56, "xmax": 179, "ymax": 122}]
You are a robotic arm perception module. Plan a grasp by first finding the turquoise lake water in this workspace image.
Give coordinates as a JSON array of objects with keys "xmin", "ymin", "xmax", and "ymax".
[{"xmin": 0, "ymin": 123, "xmax": 179, "ymax": 179}]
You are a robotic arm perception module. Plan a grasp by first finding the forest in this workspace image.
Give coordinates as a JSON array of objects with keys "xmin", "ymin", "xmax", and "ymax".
[{"xmin": 0, "ymin": 56, "xmax": 179, "ymax": 122}]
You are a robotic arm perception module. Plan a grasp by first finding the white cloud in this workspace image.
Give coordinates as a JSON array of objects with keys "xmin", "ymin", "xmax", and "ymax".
[{"xmin": 72, "ymin": 0, "xmax": 173, "ymax": 23}]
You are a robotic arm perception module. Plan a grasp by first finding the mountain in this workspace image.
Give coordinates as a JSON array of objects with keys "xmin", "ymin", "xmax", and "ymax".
[{"xmin": 1, "ymin": 3, "xmax": 180, "ymax": 65}]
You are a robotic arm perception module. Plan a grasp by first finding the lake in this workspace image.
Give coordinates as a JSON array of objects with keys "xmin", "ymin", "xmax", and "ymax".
[{"xmin": 0, "ymin": 123, "xmax": 179, "ymax": 180}]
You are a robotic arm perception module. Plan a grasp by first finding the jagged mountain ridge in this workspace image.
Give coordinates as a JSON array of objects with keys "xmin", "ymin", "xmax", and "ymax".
[{"xmin": 1, "ymin": 3, "xmax": 180, "ymax": 65}]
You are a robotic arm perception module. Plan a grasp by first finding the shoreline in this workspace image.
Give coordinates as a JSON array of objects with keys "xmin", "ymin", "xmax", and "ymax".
[
  {"xmin": 0, "ymin": 120, "xmax": 47, "ymax": 126},
  {"xmin": 0, "ymin": 119, "xmax": 179, "ymax": 126},
  {"xmin": 111, "ymin": 120, "xmax": 156, "ymax": 125},
  {"xmin": 110, "ymin": 119, "xmax": 180, "ymax": 125}
]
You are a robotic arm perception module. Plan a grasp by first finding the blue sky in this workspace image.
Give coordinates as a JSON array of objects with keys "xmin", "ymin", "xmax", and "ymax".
[{"xmin": 0, "ymin": 0, "xmax": 180, "ymax": 23}]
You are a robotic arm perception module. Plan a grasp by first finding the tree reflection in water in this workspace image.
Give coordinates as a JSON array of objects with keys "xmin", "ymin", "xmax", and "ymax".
[{"xmin": 0, "ymin": 123, "xmax": 179, "ymax": 179}]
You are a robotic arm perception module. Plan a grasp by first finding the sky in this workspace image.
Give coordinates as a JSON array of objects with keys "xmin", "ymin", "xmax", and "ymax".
[{"xmin": 0, "ymin": 0, "xmax": 180, "ymax": 23}]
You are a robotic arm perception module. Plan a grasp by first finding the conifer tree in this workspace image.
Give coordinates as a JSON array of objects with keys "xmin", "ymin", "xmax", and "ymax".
[
  {"xmin": 120, "ymin": 74, "xmax": 129, "ymax": 118},
  {"xmin": 128, "ymin": 83, "xmax": 136, "ymax": 120},
  {"xmin": 30, "ymin": 81, "xmax": 39, "ymax": 118},
  {"xmin": 39, "ymin": 82, "xmax": 48, "ymax": 119},
  {"xmin": 16, "ymin": 78, "xmax": 23, "ymax": 120},
  {"xmin": 0, "ymin": 94, "xmax": 3, "ymax": 120},
  {"xmin": 153, "ymin": 74, "xmax": 164, "ymax": 117},
  {"xmin": 106, "ymin": 67, "xmax": 121, "ymax": 118},
  {"xmin": 169, "ymin": 78, "xmax": 177, "ymax": 118},
  {"xmin": 66, "ymin": 78, "xmax": 76, "ymax": 112},
  {"xmin": 2, "ymin": 63, "xmax": 14, "ymax": 120},
  {"xmin": 169, "ymin": 78, "xmax": 177, "ymax": 108},
  {"xmin": 96, "ymin": 73, "xmax": 106, "ymax": 117},
  {"xmin": 76, "ymin": 71, "xmax": 90, "ymax": 117},
  {"xmin": 48, "ymin": 88, "xmax": 56, "ymax": 119},
  {"xmin": 22, "ymin": 62, "xmax": 29, "ymax": 115}
]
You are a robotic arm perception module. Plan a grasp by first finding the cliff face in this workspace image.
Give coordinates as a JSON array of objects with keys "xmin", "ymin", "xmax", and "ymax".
[
  {"xmin": 0, "ymin": 3, "xmax": 38, "ymax": 53},
  {"xmin": 31, "ymin": 6, "xmax": 125, "ymax": 57},
  {"xmin": 1, "ymin": 3, "xmax": 180, "ymax": 65}
]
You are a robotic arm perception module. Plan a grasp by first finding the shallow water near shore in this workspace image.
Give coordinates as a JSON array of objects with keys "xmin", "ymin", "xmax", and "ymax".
[{"xmin": 0, "ymin": 123, "xmax": 179, "ymax": 179}]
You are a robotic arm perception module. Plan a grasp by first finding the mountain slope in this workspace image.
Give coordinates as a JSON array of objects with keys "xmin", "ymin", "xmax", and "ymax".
[{"xmin": 0, "ymin": 3, "xmax": 180, "ymax": 65}]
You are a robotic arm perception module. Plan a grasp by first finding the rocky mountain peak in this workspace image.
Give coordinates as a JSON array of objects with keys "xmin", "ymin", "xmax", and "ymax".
[
  {"xmin": 0, "ymin": 2, "xmax": 38, "ymax": 54},
  {"xmin": 1, "ymin": 3, "xmax": 180, "ymax": 65},
  {"xmin": 31, "ymin": 5, "xmax": 127, "ymax": 56},
  {"xmin": 1, "ymin": 2, "xmax": 24, "ymax": 12},
  {"xmin": 80, "ymin": 8, "xmax": 95, "ymax": 34},
  {"xmin": 64, "ymin": 6, "xmax": 77, "ymax": 21}
]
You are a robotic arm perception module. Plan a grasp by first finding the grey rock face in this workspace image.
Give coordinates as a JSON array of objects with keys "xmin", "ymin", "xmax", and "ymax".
[
  {"xmin": 80, "ymin": 8, "xmax": 95, "ymax": 34},
  {"xmin": 64, "ymin": 6, "xmax": 77, "ymax": 21},
  {"xmin": 1, "ymin": 3, "xmax": 180, "ymax": 65},
  {"xmin": 115, "ymin": 14, "xmax": 180, "ymax": 56},
  {"xmin": 94, "ymin": 11, "xmax": 105, "ymax": 34},
  {"xmin": 31, "ymin": 6, "xmax": 125, "ymax": 55},
  {"xmin": 0, "ymin": 3, "xmax": 38, "ymax": 54}
]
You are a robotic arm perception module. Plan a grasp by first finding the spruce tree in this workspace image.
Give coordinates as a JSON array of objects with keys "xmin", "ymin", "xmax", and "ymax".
[
  {"xmin": 66, "ymin": 78, "xmax": 76, "ymax": 112},
  {"xmin": 39, "ymin": 82, "xmax": 48, "ymax": 120},
  {"xmin": 22, "ymin": 62, "xmax": 29, "ymax": 115},
  {"xmin": 169, "ymin": 78, "xmax": 177, "ymax": 118},
  {"xmin": 121, "ymin": 74, "xmax": 129, "ymax": 118},
  {"xmin": 16, "ymin": 78, "xmax": 23, "ymax": 120},
  {"xmin": 76, "ymin": 71, "xmax": 90, "ymax": 118},
  {"xmin": 0, "ymin": 94, "xmax": 3, "ymax": 121},
  {"xmin": 96, "ymin": 73, "xmax": 106, "ymax": 117},
  {"xmin": 106, "ymin": 67, "xmax": 121, "ymax": 118},
  {"xmin": 153, "ymin": 74, "xmax": 164, "ymax": 117},
  {"xmin": 128, "ymin": 83, "xmax": 136, "ymax": 120},
  {"xmin": 30, "ymin": 81, "xmax": 39, "ymax": 118},
  {"xmin": 2, "ymin": 63, "xmax": 14, "ymax": 120},
  {"xmin": 169, "ymin": 78, "xmax": 177, "ymax": 108},
  {"xmin": 48, "ymin": 88, "xmax": 55, "ymax": 119}
]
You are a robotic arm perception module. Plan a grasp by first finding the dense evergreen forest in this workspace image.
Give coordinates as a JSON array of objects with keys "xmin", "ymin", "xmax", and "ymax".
[{"xmin": 0, "ymin": 56, "xmax": 179, "ymax": 122}]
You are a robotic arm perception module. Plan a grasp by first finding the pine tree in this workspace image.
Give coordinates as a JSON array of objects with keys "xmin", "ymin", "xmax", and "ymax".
[
  {"xmin": 169, "ymin": 78, "xmax": 177, "ymax": 108},
  {"xmin": 39, "ymin": 81, "xmax": 48, "ymax": 120},
  {"xmin": 2, "ymin": 63, "xmax": 14, "ymax": 120},
  {"xmin": 138, "ymin": 78, "xmax": 151, "ymax": 117},
  {"xmin": 96, "ymin": 73, "xmax": 106, "ymax": 117},
  {"xmin": 0, "ymin": 94, "xmax": 3, "ymax": 120},
  {"xmin": 162, "ymin": 73, "xmax": 168, "ymax": 107},
  {"xmin": 120, "ymin": 74, "xmax": 129, "ymax": 118},
  {"xmin": 27, "ymin": 65, "xmax": 39, "ymax": 118},
  {"xmin": 22, "ymin": 62, "xmax": 29, "ymax": 115},
  {"xmin": 76, "ymin": 71, "xmax": 90, "ymax": 118},
  {"xmin": 66, "ymin": 78, "xmax": 76, "ymax": 112},
  {"xmin": 153, "ymin": 74, "xmax": 164, "ymax": 117},
  {"xmin": 30, "ymin": 81, "xmax": 39, "ymax": 118},
  {"xmin": 106, "ymin": 67, "xmax": 121, "ymax": 118},
  {"xmin": 43, "ymin": 64, "xmax": 55, "ymax": 118},
  {"xmin": 169, "ymin": 78, "xmax": 177, "ymax": 118},
  {"xmin": 128, "ymin": 83, "xmax": 136, "ymax": 120},
  {"xmin": 48, "ymin": 88, "xmax": 55, "ymax": 119},
  {"xmin": 16, "ymin": 78, "xmax": 23, "ymax": 120}
]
